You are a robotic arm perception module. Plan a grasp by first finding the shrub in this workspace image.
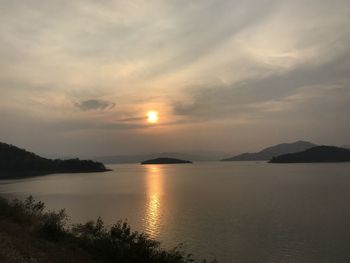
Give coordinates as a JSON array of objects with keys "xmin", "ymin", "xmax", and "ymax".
[
  {"xmin": 0, "ymin": 196, "xmax": 217, "ymax": 262},
  {"xmin": 71, "ymin": 219, "xmax": 198, "ymax": 263},
  {"xmin": 0, "ymin": 195, "xmax": 44, "ymax": 225},
  {"xmin": 39, "ymin": 209, "xmax": 68, "ymax": 240}
]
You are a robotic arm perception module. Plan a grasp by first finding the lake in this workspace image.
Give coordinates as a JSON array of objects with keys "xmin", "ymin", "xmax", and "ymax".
[{"xmin": 1, "ymin": 161, "xmax": 350, "ymax": 262}]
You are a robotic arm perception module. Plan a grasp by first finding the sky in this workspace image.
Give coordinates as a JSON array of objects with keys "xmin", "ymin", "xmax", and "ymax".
[{"xmin": 0, "ymin": 0, "xmax": 349, "ymax": 157}]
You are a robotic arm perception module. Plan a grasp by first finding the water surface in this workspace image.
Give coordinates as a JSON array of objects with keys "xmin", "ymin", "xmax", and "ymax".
[{"xmin": 1, "ymin": 162, "xmax": 350, "ymax": 262}]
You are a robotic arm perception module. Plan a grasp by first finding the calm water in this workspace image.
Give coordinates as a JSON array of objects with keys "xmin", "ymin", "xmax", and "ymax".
[{"xmin": 1, "ymin": 162, "xmax": 350, "ymax": 262}]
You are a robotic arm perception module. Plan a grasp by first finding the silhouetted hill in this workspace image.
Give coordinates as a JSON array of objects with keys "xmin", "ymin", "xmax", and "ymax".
[
  {"xmin": 269, "ymin": 146, "xmax": 350, "ymax": 163},
  {"xmin": 95, "ymin": 151, "xmax": 227, "ymax": 164},
  {"xmin": 0, "ymin": 142, "xmax": 108, "ymax": 177},
  {"xmin": 141, "ymin": 157, "xmax": 192, "ymax": 165},
  {"xmin": 222, "ymin": 141, "xmax": 316, "ymax": 161}
]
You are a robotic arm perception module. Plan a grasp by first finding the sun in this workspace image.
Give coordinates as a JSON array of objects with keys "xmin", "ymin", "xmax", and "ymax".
[{"xmin": 147, "ymin": 111, "xmax": 159, "ymax": 123}]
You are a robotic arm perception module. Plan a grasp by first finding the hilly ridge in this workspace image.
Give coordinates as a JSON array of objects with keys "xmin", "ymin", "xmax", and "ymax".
[
  {"xmin": 0, "ymin": 142, "xmax": 108, "ymax": 177},
  {"xmin": 270, "ymin": 146, "xmax": 350, "ymax": 163},
  {"xmin": 222, "ymin": 141, "xmax": 317, "ymax": 161}
]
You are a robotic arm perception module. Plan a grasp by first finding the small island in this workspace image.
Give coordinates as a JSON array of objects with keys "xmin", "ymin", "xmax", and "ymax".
[
  {"xmin": 0, "ymin": 142, "xmax": 109, "ymax": 178},
  {"xmin": 141, "ymin": 157, "xmax": 192, "ymax": 165},
  {"xmin": 269, "ymin": 146, "xmax": 350, "ymax": 163}
]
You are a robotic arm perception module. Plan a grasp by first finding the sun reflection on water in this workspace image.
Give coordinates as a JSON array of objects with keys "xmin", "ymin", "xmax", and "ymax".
[{"xmin": 144, "ymin": 165, "xmax": 163, "ymax": 238}]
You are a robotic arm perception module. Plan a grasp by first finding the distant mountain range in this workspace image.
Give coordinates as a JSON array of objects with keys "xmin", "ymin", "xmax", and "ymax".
[
  {"xmin": 222, "ymin": 140, "xmax": 317, "ymax": 161},
  {"xmin": 270, "ymin": 146, "xmax": 350, "ymax": 163},
  {"xmin": 94, "ymin": 151, "xmax": 228, "ymax": 164},
  {"xmin": 0, "ymin": 142, "xmax": 108, "ymax": 178}
]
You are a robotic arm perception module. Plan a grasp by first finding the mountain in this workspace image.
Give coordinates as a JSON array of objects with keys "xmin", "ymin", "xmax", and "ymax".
[
  {"xmin": 0, "ymin": 142, "xmax": 108, "ymax": 177},
  {"xmin": 269, "ymin": 146, "xmax": 350, "ymax": 163},
  {"xmin": 141, "ymin": 157, "xmax": 192, "ymax": 165},
  {"xmin": 222, "ymin": 141, "xmax": 317, "ymax": 161},
  {"xmin": 342, "ymin": 145, "xmax": 350, "ymax": 149}
]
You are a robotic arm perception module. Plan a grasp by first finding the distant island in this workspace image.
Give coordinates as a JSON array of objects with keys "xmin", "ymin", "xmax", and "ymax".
[
  {"xmin": 94, "ymin": 151, "xmax": 228, "ymax": 164},
  {"xmin": 0, "ymin": 142, "xmax": 109, "ymax": 178},
  {"xmin": 222, "ymin": 140, "xmax": 316, "ymax": 161},
  {"xmin": 269, "ymin": 146, "xmax": 350, "ymax": 163},
  {"xmin": 141, "ymin": 157, "xmax": 192, "ymax": 165}
]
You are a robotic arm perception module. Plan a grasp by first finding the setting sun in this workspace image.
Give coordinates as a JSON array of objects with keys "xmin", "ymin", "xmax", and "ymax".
[{"xmin": 147, "ymin": 111, "xmax": 159, "ymax": 123}]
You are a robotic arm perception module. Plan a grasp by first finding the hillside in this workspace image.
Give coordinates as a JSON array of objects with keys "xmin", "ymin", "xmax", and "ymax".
[
  {"xmin": 269, "ymin": 146, "xmax": 350, "ymax": 163},
  {"xmin": 0, "ymin": 142, "xmax": 108, "ymax": 177},
  {"xmin": 222, "ymin": 141, "xmax": 316, "ymax": 161}
]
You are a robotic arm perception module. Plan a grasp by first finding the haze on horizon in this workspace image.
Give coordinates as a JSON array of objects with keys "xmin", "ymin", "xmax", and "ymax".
[{"xmin": 0, "ymin": 0, "xmax": 349, "ymax": 157}]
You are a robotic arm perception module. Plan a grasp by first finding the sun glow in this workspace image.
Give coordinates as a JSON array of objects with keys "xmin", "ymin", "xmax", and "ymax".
[{"xmin": 147, "ymin": 111, "xmax": 159, "ymax": 123}]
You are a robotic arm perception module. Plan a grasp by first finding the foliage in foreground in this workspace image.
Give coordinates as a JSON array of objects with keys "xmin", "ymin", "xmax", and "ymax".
[{"xmin": 0, "ymin": 196, "xmax": 216, "ymax": 263}]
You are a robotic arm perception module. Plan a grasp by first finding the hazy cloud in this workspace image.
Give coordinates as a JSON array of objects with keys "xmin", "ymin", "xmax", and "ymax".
[
  {"xmin": 173, "ymin": 50, "xmax": 350, "ymax": 120},
  {"xmin": 75, "ymin": 99, "xmax": 115, "ymax": 111},
  {"xmin": 0, "ymin": 0, "xmax": 349, "ymax": 155}
]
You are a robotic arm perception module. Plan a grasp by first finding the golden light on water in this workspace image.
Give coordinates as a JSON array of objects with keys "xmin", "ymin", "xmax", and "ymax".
[
  {"xmin": 144, "ymin": 165, "xmax": 163, "ymax": 238},
  {"xmin": 147, "ymin": 111, "xmax": 159, "ymax": 123}
]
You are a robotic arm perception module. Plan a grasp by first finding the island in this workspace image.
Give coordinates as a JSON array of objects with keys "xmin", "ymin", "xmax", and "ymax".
[
  {"xmin": 141, "ymin": 157, "xmax": 192, "ymax": 165},
  {"xmin": 269, "ymin": 146, "xmax": 350, "ymax": 163},
  {"xmin": 0, "ymin": 142, "xmax": 109, "ymax": 178},
  {"xmin": 222, "ymin": 140, "xmax": 316, "ymax": 161}
]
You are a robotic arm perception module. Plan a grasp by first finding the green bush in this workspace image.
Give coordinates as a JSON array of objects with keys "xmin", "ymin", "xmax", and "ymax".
[
  {"xmin": 72, "ymin": 219, "xmax": 196, "ymax": 263},
  {"xmin": 40, "ymin": 209, "xmax": 68, "ymax": 240},
  {"xmin": 0, "ymin": 196, "xmax": 217, "ymax": 263},
  {"xmin": 0, "ymin": 195, "xmax": 44, "ymax": 224}
]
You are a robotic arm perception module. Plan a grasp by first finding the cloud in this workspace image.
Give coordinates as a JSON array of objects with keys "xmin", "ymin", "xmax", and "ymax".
[
  {"xmin": 0, "ymin": 0, "xmax": 350, "ymax": 155},
  {"xmin": 172, "ymin": 49, "xmax": 350, "ymax": 121},
  {"xmin": 118, "ymin": 116, "xmax": 144, "ymax": 122},
  {"xmin": 75, "ymin": 99, "xmax": 115, "ymax": 111}
]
